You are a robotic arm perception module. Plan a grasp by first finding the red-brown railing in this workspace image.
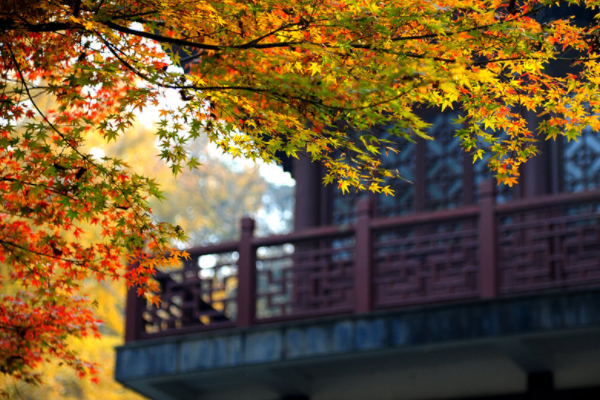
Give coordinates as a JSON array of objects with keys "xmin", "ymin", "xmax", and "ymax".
[{"xmin": 125, "ymin": 181, "xmax": 600, "ymax": 342}]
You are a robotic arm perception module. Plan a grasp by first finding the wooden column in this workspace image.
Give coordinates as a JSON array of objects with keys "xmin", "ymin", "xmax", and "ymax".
[
  {"xmin": 124, "ymin": 264, "xmax": 146, "ymax": 342},
  {"xmin": 355, "ymin": 197, "xmax": 373, "ymax": 313},
  {"xmin": 462, "ymin": 153, "xmax": 475, "ymax": 205},
  {"xmin": 293, "ymin": 156, "xmax": 322, "ymax": 231},
  {"xmin": 478, "ymin": 179, "xmax": 498, "ymax": 299},
  {"xmin": 414, "ymin": 138, "xmax": 427, "ymax": 213},
  {"xmin": 237, "ymin": 217, "xmax": 256, "ymax": 328},
  {"xmin": 522, "ymin": 110, "xmax": 550, "ymax": 199}
]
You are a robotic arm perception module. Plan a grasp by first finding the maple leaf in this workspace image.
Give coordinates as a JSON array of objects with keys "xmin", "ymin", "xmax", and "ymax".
[{"xmin": 308, "ymin": 62, "xmax": 322, "ymax": 76}]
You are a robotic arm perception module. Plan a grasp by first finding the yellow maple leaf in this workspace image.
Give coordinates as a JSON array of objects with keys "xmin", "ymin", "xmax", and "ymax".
[{"xmin": 308, "ymin": 62, "xmax": 322, "ymax": 76}]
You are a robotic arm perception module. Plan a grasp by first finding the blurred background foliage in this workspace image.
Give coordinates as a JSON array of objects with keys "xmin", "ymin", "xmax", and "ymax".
[{"xmin": 0, "ymin": 122, "xmax": 294, "ymax": 398}]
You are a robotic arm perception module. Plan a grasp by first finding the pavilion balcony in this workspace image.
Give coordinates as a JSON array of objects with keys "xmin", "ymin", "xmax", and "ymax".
[
  {"xmin": 123, "ymin": 181, "xmax": 600, "ymax": 343},
  {"xmin": 115, "ymin": 180, "xmax": 600, "ymax": 400}
]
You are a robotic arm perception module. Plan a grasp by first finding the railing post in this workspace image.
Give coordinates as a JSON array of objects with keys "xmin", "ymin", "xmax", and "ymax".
[
  {"xmin": 124, "ymin": 263, "xmax": 146, "ymax": 342},
  {"xmin": 237, "ymin": 217, "xmax": 256, "ymax": 328},
  {"xmin": 479, "ymin": 179, "xmax": 498, "ymax": 299},
  {"xmin": 355, "ymin": 197, "xmax": 373, "ymax": 313}
]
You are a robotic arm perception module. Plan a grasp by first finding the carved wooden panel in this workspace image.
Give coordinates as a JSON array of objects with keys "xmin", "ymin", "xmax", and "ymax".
[
  {"xmin": 375, "ymin": 139, "xmax": 415, "ymax": 217},
  {"xmin": 332, "ymin": 189, "xmax": 361, "ymax": 225},
  {"xmin": 372, "ymin": 217, "xmax": 479, "ymax": 308},
  {"xmin": 499, "ymin": 202, "xmax": 600, "ymax": 294},
  {"xmin": 143, "ymin": 252, "xmax": 238, "ymax": 334},
  {"xmin": 425, "ymin": 113, "xmax": 464, "ymax": 210},
  {"xmin": 563, "ymin": 129, "xmax": 600, "ymax": 192},
  {"xmin": 256, "ymin": 236, "xmax": 355, "ymax": 319},
  {"xmin": 473, "ymin": 151, "xmax": 513, "ymax": 203}
]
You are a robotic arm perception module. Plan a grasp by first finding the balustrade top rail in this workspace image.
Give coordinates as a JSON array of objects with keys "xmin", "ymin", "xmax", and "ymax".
[{"xmin": 125, "ymin": 183, "xmax": 600, "ymax": 342}]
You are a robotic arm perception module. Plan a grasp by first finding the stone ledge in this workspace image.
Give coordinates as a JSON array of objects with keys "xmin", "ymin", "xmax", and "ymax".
[{"xmin": 115, "ymin": 289, "xmax": 600, "ymax": 382}]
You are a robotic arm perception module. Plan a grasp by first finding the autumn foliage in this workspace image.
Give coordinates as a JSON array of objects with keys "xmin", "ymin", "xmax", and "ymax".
[{"xmin": 1, "ymin": 0, "xmax": 599, "ymax": 390}]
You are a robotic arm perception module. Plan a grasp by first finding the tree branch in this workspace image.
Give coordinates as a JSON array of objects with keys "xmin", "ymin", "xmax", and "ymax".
[{"xmin": 0, "ymin": 18, "xmax": 73, "ymax": 33}]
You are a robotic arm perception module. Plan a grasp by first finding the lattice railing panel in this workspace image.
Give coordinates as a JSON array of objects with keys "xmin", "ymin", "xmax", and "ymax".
[
  {"xmin": 143, "ymin": 252, "xmax": 238, "ymax": 334},
  {"xmin": 373, "ymin": 217, "xmax": 479, "ymax": 308},
  {"xmin": 499, "ymin": 202, "xmax": 600, "ymax": 294},
  {"xmin": 126, "ymin": 188, "xmax": 600, "ymax": 342},
  {"xmin": 256, "ymin": 236, "xmax": 355, "ymax": 319}
]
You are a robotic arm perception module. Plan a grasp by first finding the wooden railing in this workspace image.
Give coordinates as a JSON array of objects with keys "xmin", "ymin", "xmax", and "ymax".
[{"xmin": 125, "ymin": 181, "xmax": 600, "ymax": 342}]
